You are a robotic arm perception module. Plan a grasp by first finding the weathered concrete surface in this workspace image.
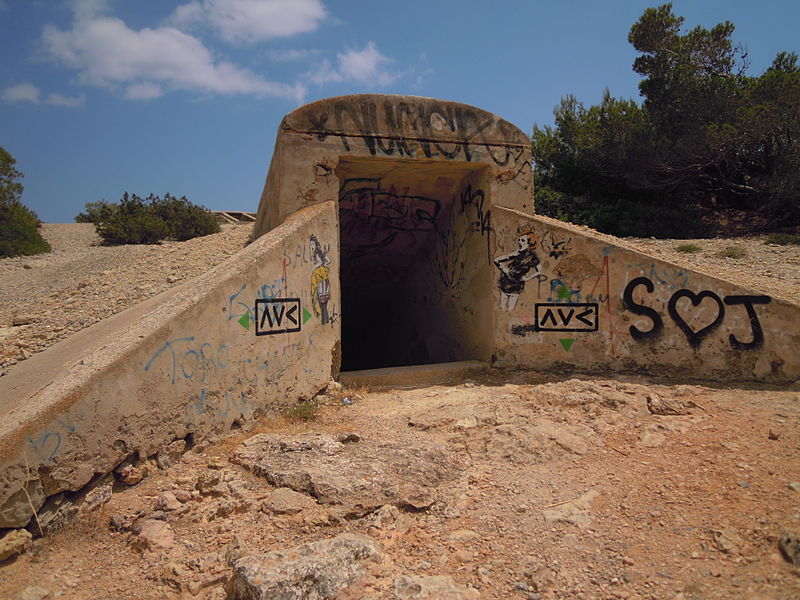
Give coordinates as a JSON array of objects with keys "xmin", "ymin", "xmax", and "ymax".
[
  {"xmin": 0, "ymin": 202, "xmax": 339, "ymax": 528},
  {"xmin": 492, "ymin": 208, "xmax": 800, "ymax": 382},
  {"xmin": 338, "ymin": 360, "xmax": 490, "ymax": 389}
]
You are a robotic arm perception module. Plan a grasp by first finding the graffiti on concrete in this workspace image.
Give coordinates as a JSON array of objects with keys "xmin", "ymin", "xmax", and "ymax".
[
  {"xmin": 623, "ymin": 276, "xmax": 772, "ymax": 349},
  {"xmin": 310, "ymin": 234, "xmax": 332, "ymax": 325},
  {"xmin": 494, "ymin": 230, "xmax": 541, "ymax": 311},
  {"xmin": 511, "ymin": 302, "xmax": 599, "ymax": 336},
  {"xmin": 540, "ymin": 231, "xmax": 573, "ymax": 260},
  {"xmin": 255, "ymin": 298, "xmax": 302, "ymax": 335},
  {"xmin": 303, "ymin": 99, "xmax": 529, "ymax": 179},
  {"xmin": 547, "ymin": 279, "xmax": 582, "ymax": 303},
  {"xmin": 339, "ymin": 177, "xmax": 441, "ymax": 259},
  {"xmin": 228, "ymin": 277, "xmax": 287, "ymax": 330},
  {"xmin": 535, "ymin": 303, "xmax": 599, "ymax": 332}
]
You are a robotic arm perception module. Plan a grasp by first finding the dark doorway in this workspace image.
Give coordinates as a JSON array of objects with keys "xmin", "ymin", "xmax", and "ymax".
[{"xmin": 337, "ymin": 157, "xmax": 492, "ymax": 371}]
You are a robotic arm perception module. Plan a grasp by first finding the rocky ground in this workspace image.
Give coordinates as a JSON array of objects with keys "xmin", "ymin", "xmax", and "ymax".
[{"xmin": 0, "ymin": 224, "xmax": 799, "ymax": 600}]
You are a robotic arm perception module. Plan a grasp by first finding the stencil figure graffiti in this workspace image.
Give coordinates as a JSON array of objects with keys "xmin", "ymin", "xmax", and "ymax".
[
  {"xmin": 310, "ymin": 234, "xmax": 332, "ymax": 324},
  {"xmin": 494, "ymin": 230, "xmax": 541, "ymax": 311}
]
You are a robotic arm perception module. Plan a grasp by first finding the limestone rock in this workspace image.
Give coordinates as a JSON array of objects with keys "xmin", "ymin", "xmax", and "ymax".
[
  {"xmin": 711, "ymin": 528, "xmax": 745, "ymax": 555},
  {"xmin": 778, "ymin": 531, "xmax": 800, "ymax": 566},
  {"xmin": 137, "ymin": 519, "xmax": 175, "ymax": 551},
  {"xmin": 233, "ymin": 433, "xmax": 459, "ymax": 515},
  {"xmin": 228, "ymin": 533, "xmax": 381, "ymax": 600},
  {"xmin": 116, "ymin": 464, "xmax": 144, "ymax": 486},
  {"xmin": 28, "ymin": 492, "xmax": 76, "ymax": 536},
  {"xmin": 0, "ymin": 528, "xmax": 32, "ymax": 562},
  {"xmin": 157, "ymin": 491, "xmax": 182, "ymax": 511},
  {"xmin": 0, "ymin": 479, "xmax": 45, "ymax": 528},
  {"xmin": 262, "ymin": 487, "xmax": 319, "ymax": 514},
  {"xmin": 393, "ymin": 575, "xmax": 480, "ymax": 599},
  {"xmin": 81, "ymin": 482, "xmax": 113, "ymax": 511},
  {"xmin": 542, "ymin": 490, "xmax": 598, "ymax": 529},
  {"xmin": 19, "ymin": 587, "xmax": 50, "ymax": 600},
  {"xmin": 646, "ymin": 393, "xmax": 690, "ymax": 416},
  {"xmin": 156, "ymin": 439, "xmax": 187, "ymax": 470},
  {"xmin": 12, "ymin": 314, "xmax": 36, "ymax": 326}
]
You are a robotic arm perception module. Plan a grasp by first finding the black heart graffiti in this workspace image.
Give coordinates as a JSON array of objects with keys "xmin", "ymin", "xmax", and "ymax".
[{"xmin": 667, "ymin": 289, "xmax": 725, "ymax": 348}]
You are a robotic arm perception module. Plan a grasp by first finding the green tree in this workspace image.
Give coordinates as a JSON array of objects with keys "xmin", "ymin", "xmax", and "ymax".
[
  {"xmin": 0, "ymin": 147, "xmax": 51, "ymax": 257},
  {"xmin": 533, "ymin": 3, "xmax": 800, "ymax": 236}
]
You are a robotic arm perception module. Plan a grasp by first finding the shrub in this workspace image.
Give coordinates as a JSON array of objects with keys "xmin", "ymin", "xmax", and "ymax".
[
  {"xmin": 81, "ymin": 192, "xmax": 219, "ymax": 245},
  {"xmin": 676, "ymin": 243, "xmax": 701, "ymax": 253},
  {"xmin": 0, "ymin": 199, "xmax": 51, "ymax": 257},
  {"xmin": 150, "ymin": 194, "xmax": 220, "ymax": 241},
  {"xmin": 764, "ymin": 233, "xmax": 800, "ymax": 245},
  {"xmin": 718, "ymin": 245, "xmax": 747, "ymax": 259},
  {"xmin": 74, "ymin": 200, "xmax": 118, "ymax": 223}
]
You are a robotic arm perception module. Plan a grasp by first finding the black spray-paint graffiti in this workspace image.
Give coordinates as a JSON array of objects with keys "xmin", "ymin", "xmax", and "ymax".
[
  {"xmin": 540, "ymin": 231, "xmax": 573, "ymax": 260},
  {"xmin": 494, "ymin": 230, "xmax": 541, "ymax": 311},
  {"xmin": 255, "ymin": 298, "xmax": 301, "ymax": 335},
  {"xmin": 304, "ymin": 99, "xmax": 530, "ymax": 179},
  {"xmin": 339, "ymin": 178, "xmax": 441, "ymax": 232},
  {"xmin": 339, "ymin": 177, "xmax": 441, "ymax": 259},
  {"xmin": 511, "ymin": 302, "xmax": 599, "ymax": 336},
  {"xmin": 623, "ymin": 277, "xmax": 771, "ymax": 349}
]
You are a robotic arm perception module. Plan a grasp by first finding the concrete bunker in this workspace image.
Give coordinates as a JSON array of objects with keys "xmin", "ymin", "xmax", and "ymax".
[{"xmin": 251, "ymin": 94, "xmax": 534, "ymax": 373}]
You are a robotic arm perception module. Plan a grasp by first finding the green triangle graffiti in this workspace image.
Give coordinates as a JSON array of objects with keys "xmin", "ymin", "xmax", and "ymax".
[
  {"xmin": 303, "ymin": 307, "xmax": 313, "ymax": 324},
  {"xmin": 559, "ymin": 338, "xmax": 575, "ymax": 351},
  {"xmin": 238, "ymin": 311, "xmax": 250, "ymax": 330}
]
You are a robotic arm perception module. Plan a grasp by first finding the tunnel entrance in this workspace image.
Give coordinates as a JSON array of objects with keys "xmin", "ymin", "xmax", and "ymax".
[{"xmin": 337, "ymin": 157, "xmax": 493, "ymax": 371}]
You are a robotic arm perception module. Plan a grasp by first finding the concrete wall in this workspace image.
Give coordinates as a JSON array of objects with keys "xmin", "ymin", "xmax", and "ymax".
[
  {"xmin": 0, "ymin": 202, "xmax": 339, "ymax": 529},
  {"xmin": 491, "ymin": 208, "xmax": 800, "ymax": 382}
]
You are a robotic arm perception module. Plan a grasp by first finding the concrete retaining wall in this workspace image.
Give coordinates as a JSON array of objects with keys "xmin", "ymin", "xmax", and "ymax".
[
  {"xmin": 0, "ymin": 202, "xmax": 339, "ymax": 529},
  {"xmin": 492, "ymin": 208, "xmax": 799, "ymax": 381}
]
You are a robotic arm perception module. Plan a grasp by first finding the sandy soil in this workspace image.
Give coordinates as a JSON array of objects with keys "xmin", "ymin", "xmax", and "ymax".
[{"xmin": 0, "ymin": 224, "xmax": 798, "ymax": 600}]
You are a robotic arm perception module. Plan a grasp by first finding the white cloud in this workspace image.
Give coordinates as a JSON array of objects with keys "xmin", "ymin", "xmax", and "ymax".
[
  {"xmin": 124, "ymin": 82, "xmax": 163, "ymax": 101},
  {"xmin": 167, "ymin": 0, "xmax": 327, "ymax": 44},
  {"xmin": 2, "ymin": 82, "xmax": 41, "ymax": 104},
  {"xmin": 46, "ymin": 92, "xmax": 86, "ymax": 107},
  {"xmin": 41, "ymin": 12, "xmax": 305, "ymax": 101},
  {"xmin": 306, "ymin": 42, "xmax": 399, "ymax": 87},
  {"xmin": 265, "ymin": 48, "xmax": 323, "ymax": 63}
]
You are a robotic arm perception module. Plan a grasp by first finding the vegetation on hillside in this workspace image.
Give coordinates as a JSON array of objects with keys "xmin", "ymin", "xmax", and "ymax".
[
  {"xmin": 76, "ymin": 193, "xmax": 220, "ymax": 245},
  {"xmin": 533, "ymin": 3, "xmax": 800, "ymax": 237},
  {"xmin": 0, "ymin": 147, "xmax": 51, "ymax": 258}
]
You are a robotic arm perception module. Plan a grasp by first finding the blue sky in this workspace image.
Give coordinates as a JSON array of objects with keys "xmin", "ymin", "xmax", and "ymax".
[{"xmin": 2, "ymin": 0, "xmax": 798, "ymax": 223}]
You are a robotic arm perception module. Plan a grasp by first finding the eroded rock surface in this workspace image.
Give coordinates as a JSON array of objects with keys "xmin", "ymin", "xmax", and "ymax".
[
  {"xmin": 228, "ymin": 533, "xmax": 381, "ymax": 600},
  {"xmin": 233, "ymin": 433, "xmax": 461, "ymax": 515}
]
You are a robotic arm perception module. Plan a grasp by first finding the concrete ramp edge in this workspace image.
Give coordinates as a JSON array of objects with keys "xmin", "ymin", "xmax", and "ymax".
[{"xmin": 0, "ymin": 201, "xmax": 340, "ymax": 529}]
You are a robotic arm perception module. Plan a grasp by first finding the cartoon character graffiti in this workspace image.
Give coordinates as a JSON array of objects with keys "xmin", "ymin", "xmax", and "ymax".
[
  {"xmin": 494, "ymin": 230, "xmax": 541, "ymax": 311},
  {"xmin": 310, "ymin": 234, "xmax": 332, "ymax": 324}
]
